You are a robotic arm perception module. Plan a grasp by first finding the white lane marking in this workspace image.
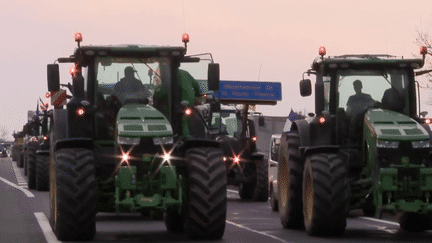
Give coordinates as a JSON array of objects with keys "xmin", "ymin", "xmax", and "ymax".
[
  {"xmin": 226, "ymin": 220, "xmax": 294, "ymax": 243},
  {"xmin": 12, "ymin": 160, "xmax": 28, "ymax": 188},
  {"xmin": 34, "ymin": 212, "xmax": 61, "ymax": 243},
  {"xmin": 0, "ymin": 176, "xmax": 34, "ymax": 198},
  {"xmin": 358, "ymin": 216, "xmax": 400, "ymax": 227}
]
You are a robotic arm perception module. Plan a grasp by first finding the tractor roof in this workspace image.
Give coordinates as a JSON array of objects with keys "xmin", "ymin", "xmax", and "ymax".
[
  {"xmin": 76, "ymin": 45, "xmax": 186, "ymax": 58},
  {"xmin": 58, "ymin": 45, "xmax": 187, "ymax": 63},
  {"xmin": 311, "ymin": 54, "xmax": 424, "ymax": 70}
]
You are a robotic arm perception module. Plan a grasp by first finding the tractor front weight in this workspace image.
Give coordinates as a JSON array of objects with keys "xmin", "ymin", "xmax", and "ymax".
[
  {"xmin": 114, "ymin": 164, "xmax": 182, "ymax": 214},
  {"xmin": 378, "ymin": 165, "xmax": 432, "ymax": 215}
]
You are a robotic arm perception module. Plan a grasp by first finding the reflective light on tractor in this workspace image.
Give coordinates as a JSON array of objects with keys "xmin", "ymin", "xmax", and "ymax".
[
  {"xmin": 185, "ymin": 108, "xmax": 192, "ymax": 116},
  {"xmin": 251, "ymin": 136, "xmax": 257, "ymax": 142},
  {"xmin": 182, "ymin": 33, "xmax": 190, "ymax": 43},
  {"xmin": 425, "ymin": 118, "xmax": 431, "ymax": 124},
  {"xmin": 223, "ymin": 157, "xmax": 227, "ymax": 162},
  {"xmin": 376, "ymin": 140, "xmax": 399, "ymax": 149},
  {"xmin": 162, "ymin": 152, "xmax": 172, "ymax": 162},
  {"xmin": 233, "ymin": 155, "xmax": 240, "ymax": 164},
  {"xmin": 45, "ymin": 92, "xmax": 51, "ymax": 98},
  {"xmin": 77, "ymin": 108, "xmax": 85, "ymax": 116},
  {"xmin": 43, "ymin": 136, "xmax": 48, "ymax": 141},
  {"xmin": 411, "ymin": 140, "xmax": 431, "ymax": 148},
  {"xmin": 319, "ymin": 46, "xmax": 326, "ymax": 56},
  {"xmin": 121, "ymin": 152, "xmax": 130, "ymax": 163},
  {"xmin": 318, "ymin": 117, "xmax": 326, "ymax": 124},
  {"xmin": 74, "ymin": 32, "xmax": 83, "ymax": 43}
]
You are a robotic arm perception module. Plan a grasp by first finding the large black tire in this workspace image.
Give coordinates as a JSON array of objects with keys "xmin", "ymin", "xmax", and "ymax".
[
  {"xmin": 303, "ymin": 153, "xmax": 348, "ymax": 236},
  {"xmin": 238, "ymin": 164, "xmax": 254, "ymax": 200},
  {"xmin": 50, "ymin": 148, "xmax": 96, "ymax": 241},
  {"xmin": 27, "ymin": 145, "xmax": 37, "ymax": 190},
  {"xmin": 17, "ymin": 151, "xmax": 24, "ymax": 168},
  {"xmin": 184, "ymin": 147, "xmax": 227, "ymax": 240},
  {"xmin": 278, "ymin": 132, "xmax": 304, "ymax": 228},
  {"xmin": 399, "ymin": 212, "xmax": 429, "ymax": 232},
  {"xmin": 253, "ymin": 158, "xmax": 269, "ymax": 201},
  {"xmin": 36, "ymin": 154, "xmax": 49, "ymax": 191}
]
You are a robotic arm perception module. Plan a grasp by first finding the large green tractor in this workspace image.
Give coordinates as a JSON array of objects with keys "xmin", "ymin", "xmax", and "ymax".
[
  {"xmin": 47, "ymin": 33, "xmax": 226, "ymax": 241},
  {"xmin": 278, "ymin": 47, "xmax": 432, "ymax": 236}
]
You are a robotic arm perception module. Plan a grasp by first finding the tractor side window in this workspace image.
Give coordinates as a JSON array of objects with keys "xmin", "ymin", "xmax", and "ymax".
[{"xmin": 323, "ymin": 76, "xmax": 331, "ymax": 111}]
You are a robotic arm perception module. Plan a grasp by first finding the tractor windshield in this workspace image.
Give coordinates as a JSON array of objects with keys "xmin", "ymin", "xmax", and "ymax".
[
  {"xmin": 336, "ymin": 69, "xmax": 409, "ymax": 116},
  {"xmin": 95, "ymin": 56, "xmax": 171, "ymax": 106}
]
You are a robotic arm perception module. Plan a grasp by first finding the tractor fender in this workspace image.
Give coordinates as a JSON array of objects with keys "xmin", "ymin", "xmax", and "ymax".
[
  {"xmin": 292, "ymin": 111, "xmax": 336, "ymax": 157},
  {"xmin": 54, "ymin": 138, "xmax": 93, "ymax": 152},
  {"xmin": 291, "ymin": 119, "xmax": 310, "ymax": 147}
]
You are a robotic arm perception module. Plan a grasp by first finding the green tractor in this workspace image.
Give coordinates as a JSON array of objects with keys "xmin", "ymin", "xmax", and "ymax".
[
  {"xmin": 47, "ymin": 33, "xmax": 226, "ymax": 241},
  {"xmin": 278, "ymin": 47, "xmax": 432, "ymax": 236}
]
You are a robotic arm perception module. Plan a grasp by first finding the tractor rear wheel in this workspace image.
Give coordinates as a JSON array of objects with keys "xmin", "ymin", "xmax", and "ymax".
[
  {"xmin": 27, "ymin": 145, "xmax": 37, "ymax": 190},
  {"xmin": 36, "ymin": 154, "xmax": 49, "ymax": 191},
  {"xmin": 278, "ymin": 132, "xmax": 304, "ymax": 228},
  {"xmin": 303, "ymin": 153, "xmax": 348, "ymax": 236},
  {"xmin": 50, "ymin": 148, "xmax": 96, "ymax": 241},
  {"xmin": 17, "ymin": 151, "xmax": 24, "ymax": 168},
  {"xmin": 184, "ymin": 147, "xmax": 226, "ymax": 240}
]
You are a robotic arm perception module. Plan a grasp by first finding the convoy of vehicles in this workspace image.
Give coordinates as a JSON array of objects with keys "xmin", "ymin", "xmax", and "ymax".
[{"xmin": 5, "ymin": 31, "xmax": 432, "ymax": 241}]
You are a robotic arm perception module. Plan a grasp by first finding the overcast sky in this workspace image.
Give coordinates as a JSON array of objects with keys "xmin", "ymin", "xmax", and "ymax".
[{"xmin": 1, "ymin": 0, "xmax": 432, "ymax": 140}]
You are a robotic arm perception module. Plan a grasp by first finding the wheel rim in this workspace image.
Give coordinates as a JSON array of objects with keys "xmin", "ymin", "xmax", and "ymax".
[
  {"xmin": 304, "ymin": 166, "xmax": 314, "ymax": 223},
  {"xmin": 279, "ymin": 159, "xmax": 288, "ymax": 209}
]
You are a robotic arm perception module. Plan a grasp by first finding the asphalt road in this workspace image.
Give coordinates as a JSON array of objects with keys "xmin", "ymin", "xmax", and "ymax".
[{"xmin": 1, "ymin": 156, "xmax": 432, "ymax": 243}]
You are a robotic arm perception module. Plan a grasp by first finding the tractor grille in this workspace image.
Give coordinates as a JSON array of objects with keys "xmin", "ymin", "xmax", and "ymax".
[
  {"xmin": 377, "ymin": 141, "xmax": 430, "ymax": 168},
  {"xmin": 147, "ymin": 124, "xmax": 167, "ymax": 131},
  {"xmin": 124, "ymin": 124, "xmax": 144, "ymax": 131},
  {"xmin": 403, "ymin": 128, "xmax": 423, "ymax": 135}
]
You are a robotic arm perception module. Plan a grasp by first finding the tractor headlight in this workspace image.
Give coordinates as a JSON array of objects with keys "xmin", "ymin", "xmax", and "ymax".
[
  {"xmin": 411, "ymin": 140, "xmax": 431, "ymax": 148},
  {"xmin": 376, "ymin": 140, "xmax": 399, "ymax": 149},
  {"xmin": 153, "ymin": 136, "xmax": 174, "ymax": 145},
  {"xmin": 117, "ymin": 136, "xmax": 140, "ymax": 145}
]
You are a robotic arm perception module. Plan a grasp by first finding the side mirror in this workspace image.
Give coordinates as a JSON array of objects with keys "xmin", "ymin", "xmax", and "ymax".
[
  {"xmin": 258, "ymin": 114, "xmax": 265, "ymax": 126},
  {"xmin": 47, "ymin": 64, "xmax": 60, "ymax": 92},
  {"xmin": 420, "ymin": 111, "xmax": 428, "ymax": 117},
  {"xmin": 300, "ymin": 79, "xmax": 312, "ymax": 97},
  {"xmin": 208, "ymin": 63, "xmax": 220, "ymax": 91}
]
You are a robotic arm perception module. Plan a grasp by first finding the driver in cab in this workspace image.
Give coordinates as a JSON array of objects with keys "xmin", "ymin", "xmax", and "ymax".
[{"xmin": 113, "ymin": 66, "xmax": 150, "ymax": 104}]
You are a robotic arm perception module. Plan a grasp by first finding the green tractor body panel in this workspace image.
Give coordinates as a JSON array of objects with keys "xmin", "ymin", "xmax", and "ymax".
[
  {"xmin": 365, "ymin": 109, "xmax": 429, "ymax": 141},
  {"xmin": 116, "ymin": 103, "xmax": 173, "ymax": 138}
]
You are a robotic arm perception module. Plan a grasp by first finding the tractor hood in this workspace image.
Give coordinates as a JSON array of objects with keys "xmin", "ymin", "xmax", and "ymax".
[
  {"xmin": 365, "ymin": 109, "xmax": 429, "ymax": 141},
  {"xmin": 116, "ymin": 103, "xmax": 173, "ymax": 138}
]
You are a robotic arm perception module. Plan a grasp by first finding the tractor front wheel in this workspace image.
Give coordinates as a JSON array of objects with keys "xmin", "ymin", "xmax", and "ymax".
[
  {"xmin": 303, "ymin": 153, "xmax": 348, "ymax": 236},
  {"xmin": 278, "ymin": 132, "xmax": 304, "ymax": 228},
  {"xmin": 36, "ymin": 154, "xmax": 49, "ymax": 191},
  {"xmin": 50, "ymin": 148, "xmax": 96, "ymax": 241},
  {"xmin": 184, "ymin": 147, "xmax": 227, "ymax": 240}
]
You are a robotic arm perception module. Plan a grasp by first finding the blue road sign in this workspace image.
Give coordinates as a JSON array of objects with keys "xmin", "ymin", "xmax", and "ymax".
[{"xmin": 218, "ymin": 80, "xmax": 282, "ymax": 102}]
